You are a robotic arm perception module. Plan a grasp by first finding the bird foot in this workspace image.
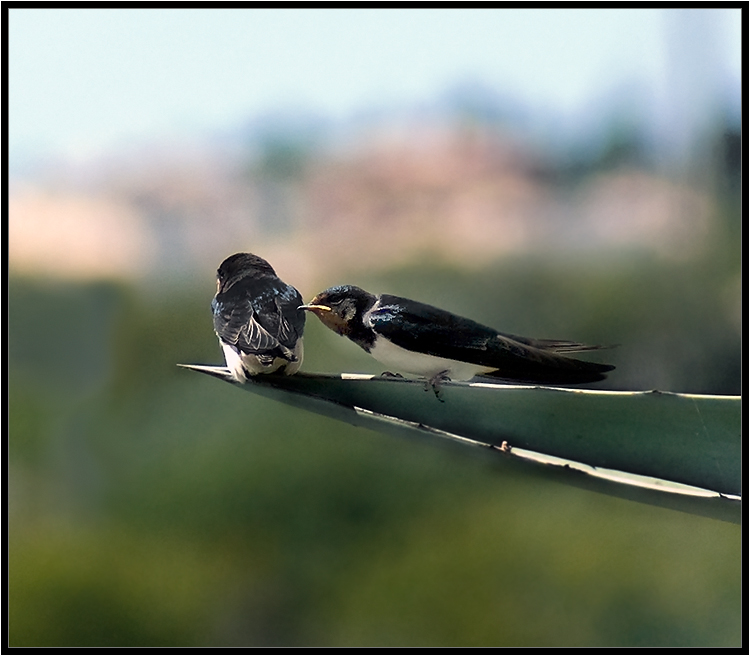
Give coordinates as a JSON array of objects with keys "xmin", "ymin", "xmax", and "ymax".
[
  {"xmin": 379, "ymin": 371, "xmax": 405, "ymax": 379},
  {"xmin": 425, "ymin": 370, "xmax": 451, "ymax": 402}
]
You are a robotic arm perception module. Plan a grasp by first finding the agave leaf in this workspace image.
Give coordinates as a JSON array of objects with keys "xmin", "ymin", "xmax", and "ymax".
[{"xmin": 180, "ymin": 365, "xmax": 741, "ymax": 524}]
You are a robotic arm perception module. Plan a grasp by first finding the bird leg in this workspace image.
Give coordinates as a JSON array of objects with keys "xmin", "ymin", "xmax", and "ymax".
[{"xmin": 425, "ymin": 370, "xmax": 451, "ymax": 402}]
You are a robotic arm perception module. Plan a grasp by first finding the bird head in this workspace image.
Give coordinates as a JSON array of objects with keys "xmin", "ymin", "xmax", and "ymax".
[
  {"xmin": 216, "ymin": 252, "xmax": 276, "ymax": 294},
  {"xmin": 299, "ymin": 285, "xmax": 375, "ymax": 336}
]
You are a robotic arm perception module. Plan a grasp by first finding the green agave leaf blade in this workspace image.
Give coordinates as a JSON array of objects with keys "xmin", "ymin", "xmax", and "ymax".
[{"xmin": 180, "ymin": 366, "xmax": 741, "ymax": 523}]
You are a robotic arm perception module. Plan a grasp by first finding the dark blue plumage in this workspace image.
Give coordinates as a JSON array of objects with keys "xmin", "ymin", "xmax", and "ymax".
[
  {"xmin": 302, "ymin": 285, "xmax": 614, "ymax": 386},
  {"xmin": 212, "ymin": 253, "xmax": 305, "ymax": 381}
]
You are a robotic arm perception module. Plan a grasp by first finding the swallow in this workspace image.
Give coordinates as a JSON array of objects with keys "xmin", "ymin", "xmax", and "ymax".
[
  {"xmin": 300, "ymin": 285, "xmax": 614, "ymax": 388},
  {"xmin": 212, "ymin": 253, "xmax": 305, "ymax": 382}
]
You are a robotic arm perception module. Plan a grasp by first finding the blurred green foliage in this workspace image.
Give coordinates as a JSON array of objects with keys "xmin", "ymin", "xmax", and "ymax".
[{"xmin": 8, "ymin": 246, "xmax": 741, "ymax": 647}]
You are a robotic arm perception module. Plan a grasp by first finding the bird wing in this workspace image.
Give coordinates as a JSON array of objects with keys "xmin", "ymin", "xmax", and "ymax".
[
  {"xmin": 367, "ymin": 296, "xmax": 613, "ymax": 383},
  {"xmin": 213, "ymin": 279, "xmax": 305, "ymax": 358},
  {"xmin": 270, "ymin": 285, "xmax": 306, "ymax": 349},
  {"xmin": 498, "ymin": 335, "xmax": 613, "ymax": 353},
  {"xmin": 212, "ymin": 297, "xmax": 281, "ymax": 354}
]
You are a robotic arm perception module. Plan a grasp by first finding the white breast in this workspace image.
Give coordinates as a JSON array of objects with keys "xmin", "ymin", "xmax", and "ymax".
[
  {"xmin": 368, "ymin": 337, "xmax": 494, "ymax": 381},
  {"xmin": 221, "ymin": 339, "xmax": 303, "ymax": 382}
]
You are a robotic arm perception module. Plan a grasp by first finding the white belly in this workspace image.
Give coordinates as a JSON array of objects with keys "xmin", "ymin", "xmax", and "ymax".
[
  {"xmin": 368, "ymin": 338, "xmax": 494, "ymax": 381},
  {"xmin": 221, "ymin": 339, "xmax": 303, "ymax": 382}
]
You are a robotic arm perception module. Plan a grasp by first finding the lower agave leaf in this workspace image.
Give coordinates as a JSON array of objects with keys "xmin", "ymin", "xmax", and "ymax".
[{"xmin": 180, "ymin": 365, "xmax": 741, "ymax": 524}]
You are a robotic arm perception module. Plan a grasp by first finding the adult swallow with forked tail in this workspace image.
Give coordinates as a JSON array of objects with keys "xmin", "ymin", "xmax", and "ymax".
[
  {"xmin": 300, "ymin": 285, "xmax": 614, "ymax": 387},
  {"xmin": 212, "ymin": 253, "xmax": 305, "ymax": 382}
]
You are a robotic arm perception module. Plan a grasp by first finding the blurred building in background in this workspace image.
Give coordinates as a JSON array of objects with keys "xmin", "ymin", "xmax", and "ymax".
[{"xmin": 8, "ymin": 111, "xmax": 734, "ymax": 288}]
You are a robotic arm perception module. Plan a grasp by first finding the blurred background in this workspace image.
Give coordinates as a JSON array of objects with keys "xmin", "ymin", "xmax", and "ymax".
[{"xmin": 8, "ymin": 8, "xmax": 741, "ymax": 647}]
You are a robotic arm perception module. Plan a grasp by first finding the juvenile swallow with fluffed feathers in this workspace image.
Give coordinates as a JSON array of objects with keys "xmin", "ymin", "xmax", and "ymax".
[
  {"xmin": 212, "ymin": 253, "xmax": 305, "ymax": 382},
  {"xmin": 301, "ymin": 285, "xmax": 614, "ymax": 387}
]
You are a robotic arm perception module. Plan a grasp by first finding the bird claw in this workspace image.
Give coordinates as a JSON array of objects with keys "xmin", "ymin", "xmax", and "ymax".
[
  {"xmin": 379, "ymin": 371, "xmax": 405, "ymax": 378},
  {"xmin": 425, "ymin": 370, "xmax": 451, "ymax": 402}
]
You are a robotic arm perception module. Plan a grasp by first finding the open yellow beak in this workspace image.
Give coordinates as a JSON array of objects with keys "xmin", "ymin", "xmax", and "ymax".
[
  {"xmin": 299, "ymin": 302, "xmax": 350, "ymax": 335},
  {"xmin": 298, "ymin": 303, "xmax": 332, "ymax": 313}
]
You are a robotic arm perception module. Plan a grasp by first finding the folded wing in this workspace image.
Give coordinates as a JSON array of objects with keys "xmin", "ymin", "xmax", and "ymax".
[
  {"xmin": 367, "ymin": 297, "xmax": 614, "ymax": 384},
  {"xmin": 213, "ymin": 280, "xmax": 305, "ymax": 361}
]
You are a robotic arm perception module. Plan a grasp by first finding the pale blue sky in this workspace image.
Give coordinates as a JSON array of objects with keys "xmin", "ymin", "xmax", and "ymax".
[{"xmin": 9, "ymin": 7, "xmax": 742, "ymax": 168}]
